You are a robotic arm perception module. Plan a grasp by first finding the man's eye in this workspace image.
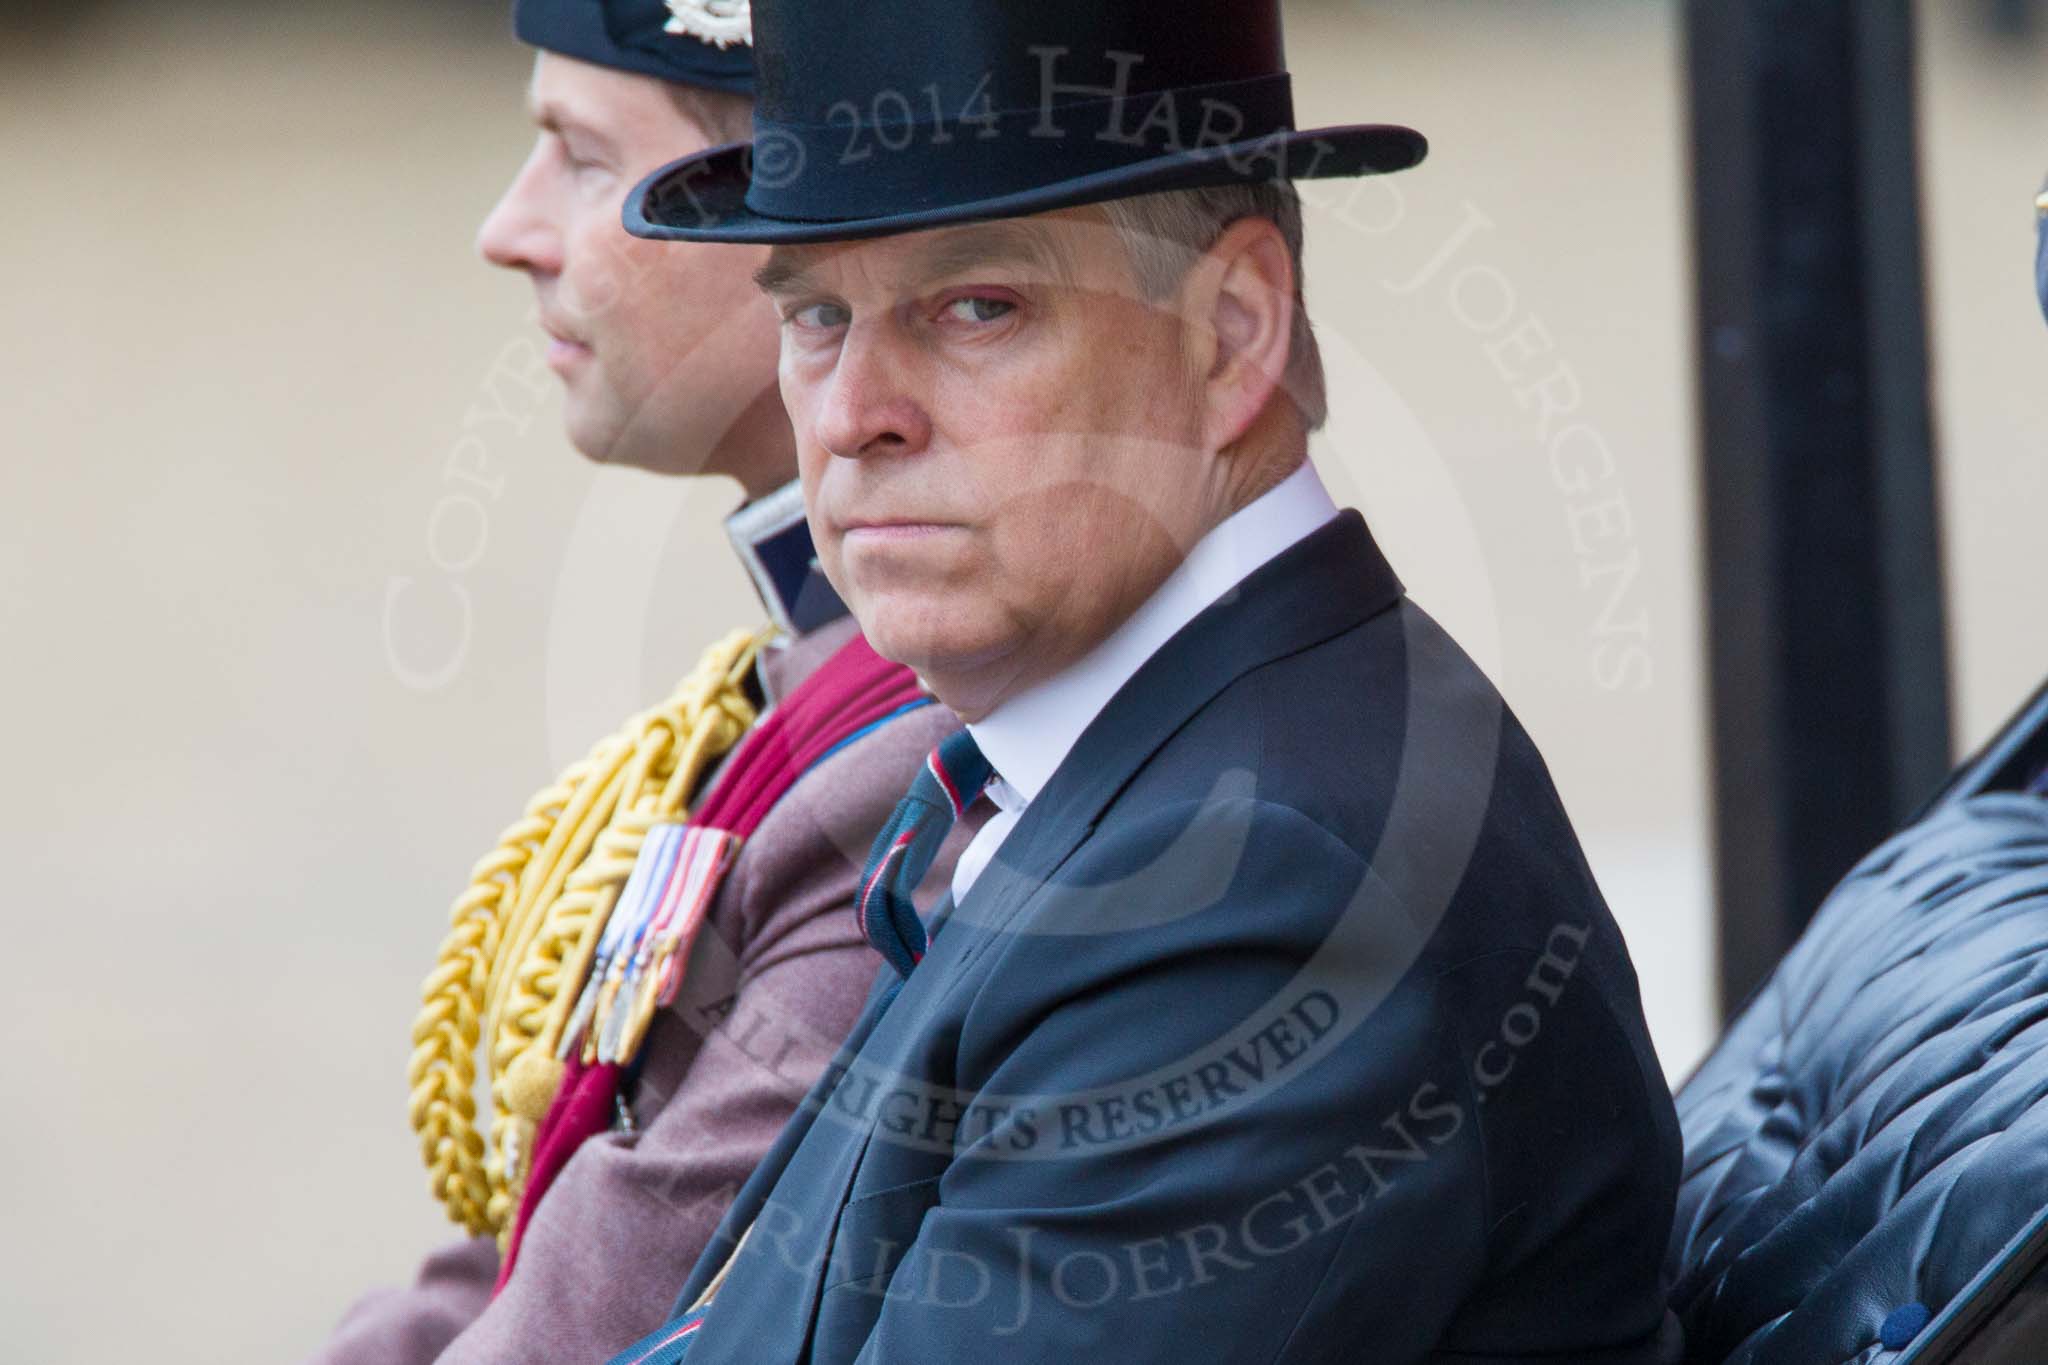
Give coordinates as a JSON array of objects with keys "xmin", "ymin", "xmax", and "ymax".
[
  {"xmin": 792, "ymin": 302, "xmax": 852, "ymax": 330},
  {"xmin": 942, "ymin": 296, "xmax": 1015, "ymax": 324},
  {"xmin": 554, "ymin": 140, "xmax": 598, "ymax": 173},
  {"xmin": 556, "ymin": 148, "xmax": 615, "ymax": 190}
]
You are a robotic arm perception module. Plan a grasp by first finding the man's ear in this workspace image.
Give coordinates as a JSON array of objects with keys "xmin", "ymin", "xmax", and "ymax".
[{"xmin": 1191, "ymin": 216, "xmax": 1296, "ymax": 454}]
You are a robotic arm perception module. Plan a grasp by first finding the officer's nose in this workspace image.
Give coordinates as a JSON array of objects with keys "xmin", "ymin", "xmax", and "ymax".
[
  {"xmin": 810, "ymin": 323, "xmax": 933, "ymax": 461},
  {"xmin": 476, "ymin": 139, "xmax": 562, "ymax": 276}
]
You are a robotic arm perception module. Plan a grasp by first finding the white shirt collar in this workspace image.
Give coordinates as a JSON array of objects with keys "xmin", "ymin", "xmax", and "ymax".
[{"xmin": 967, "ymin": 460, "xmax": 1339, "ymax": 806}]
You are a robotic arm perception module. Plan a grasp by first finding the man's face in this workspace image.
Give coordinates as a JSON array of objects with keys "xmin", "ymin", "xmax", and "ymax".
[
  {"xmin": 477, "ymin": 53, "xmax": 784, "ymax": 483},
  {"xmin": 762, "ymin": 211, "xmax": 1223, "ymax": 718}
]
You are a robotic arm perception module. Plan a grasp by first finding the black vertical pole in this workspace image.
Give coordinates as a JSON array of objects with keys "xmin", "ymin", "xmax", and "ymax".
[{"xmin": 1685, "ymin": 0, "xmax": 1952, "ymax": 1015}]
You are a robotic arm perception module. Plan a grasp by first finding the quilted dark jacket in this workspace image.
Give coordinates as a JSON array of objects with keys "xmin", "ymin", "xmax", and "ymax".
[{"xmin": 1667, "ymin": 793, "xmax": 2048, "ymax": 1363}]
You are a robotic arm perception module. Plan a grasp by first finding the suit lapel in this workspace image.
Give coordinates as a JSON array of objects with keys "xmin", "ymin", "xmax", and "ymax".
[
  {"xmin": 670, "ymin": 960, "xmax": 898, "ymax": 1319},
  {"xmin": 686, "ymin": 894, "xmax": 969, "ymax": 1362}
]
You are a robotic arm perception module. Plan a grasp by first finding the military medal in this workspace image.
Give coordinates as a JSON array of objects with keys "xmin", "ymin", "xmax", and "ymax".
[{"xmin": 486, "ymin": 635, "xmax": 932, "ymax": 1288}]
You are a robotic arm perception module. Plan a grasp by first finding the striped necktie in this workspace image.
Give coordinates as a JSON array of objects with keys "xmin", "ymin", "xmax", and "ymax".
[{"xmin": 856, "ymin": 729, "xmax": 993, "ymax": 977}]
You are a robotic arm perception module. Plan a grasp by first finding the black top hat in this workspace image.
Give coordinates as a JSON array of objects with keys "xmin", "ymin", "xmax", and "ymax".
[
  {"xmin": 514, "ymin": 0, "xmax": 754, "ymax": 95},
  {"xmin": 621, "ymin": 0, "xmax": 1425, "ymax": 244}
]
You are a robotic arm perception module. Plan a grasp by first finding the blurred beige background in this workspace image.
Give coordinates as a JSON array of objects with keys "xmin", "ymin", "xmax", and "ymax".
[{"xmin": 1, "ymin": 2, "xmax": 2042, "ymax": 1360}]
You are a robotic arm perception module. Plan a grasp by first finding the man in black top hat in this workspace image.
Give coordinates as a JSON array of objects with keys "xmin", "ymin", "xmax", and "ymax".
[{"xmin": 603, "ymin": 2, "xmax": 1684, "ymax": 1362}]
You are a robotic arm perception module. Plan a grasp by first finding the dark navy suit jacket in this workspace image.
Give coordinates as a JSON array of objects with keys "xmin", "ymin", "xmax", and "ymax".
[{"xmin": 640, "ymin": 513, "xmax": 1681, "ymax": 1364}]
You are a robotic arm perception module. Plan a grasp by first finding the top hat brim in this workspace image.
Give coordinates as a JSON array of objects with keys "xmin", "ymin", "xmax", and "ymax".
[{"xmin": 623, "ymin": 124, "xmax": 1426, "ymax": 245}]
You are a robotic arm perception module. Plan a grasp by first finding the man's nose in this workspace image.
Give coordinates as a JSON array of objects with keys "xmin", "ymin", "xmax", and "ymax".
[
  {"xmin": 476, "ymin": 143, "xmax": 562, "ymax": 275},
  {"xmin": 810, "ymin": 324, "xmax": 933, "ymax": 460}
]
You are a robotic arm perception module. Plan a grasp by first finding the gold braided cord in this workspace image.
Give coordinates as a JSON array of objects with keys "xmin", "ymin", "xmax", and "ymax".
[
  {"xmin": 408, "ymin": 758, "xmax": 602, "ymax": 1233},
  {"xmin": 407, "ymin": 627, "xmax": 770, "ymax": 1238}
]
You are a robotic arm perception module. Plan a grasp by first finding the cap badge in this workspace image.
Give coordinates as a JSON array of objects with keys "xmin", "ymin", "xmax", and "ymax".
[{"xmin": 663, "ymin": 0, "xmax": 751, "ymax": 48}]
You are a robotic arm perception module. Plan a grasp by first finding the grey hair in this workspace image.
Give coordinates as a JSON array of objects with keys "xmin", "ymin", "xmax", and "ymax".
[{"xmin": 1097, "ymin": 181, "xmax": 1328, "ymax": 432}]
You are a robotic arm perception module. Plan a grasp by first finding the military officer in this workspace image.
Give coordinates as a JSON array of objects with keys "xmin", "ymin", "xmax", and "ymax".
[{"xmin": 306, "ymin": 1, "xmax": 970, "ymax": 1360}]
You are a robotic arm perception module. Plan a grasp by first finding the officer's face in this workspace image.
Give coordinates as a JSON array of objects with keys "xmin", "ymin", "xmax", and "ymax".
[
  {"xmin": 477, "ymin": 54, "xmax": 790, "ymax": 488},
  {"xmin": 763, "ymin": 210, "xmax": 1229, "ymax": 720}
]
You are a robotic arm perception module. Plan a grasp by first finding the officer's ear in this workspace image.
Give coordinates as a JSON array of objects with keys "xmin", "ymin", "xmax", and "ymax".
[{"xmin": 1181, "ymin": 216, "xmax": 1297, "ymax": 455}]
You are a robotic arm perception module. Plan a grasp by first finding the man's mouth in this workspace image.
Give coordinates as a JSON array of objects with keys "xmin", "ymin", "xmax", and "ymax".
[
  {"xmin": 541, "ymin": 322, "xmax": 593, "ymax": 372},
  {"xmin": 840, "ymin": 519, "xmax": 960, "ymax": 542}
]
